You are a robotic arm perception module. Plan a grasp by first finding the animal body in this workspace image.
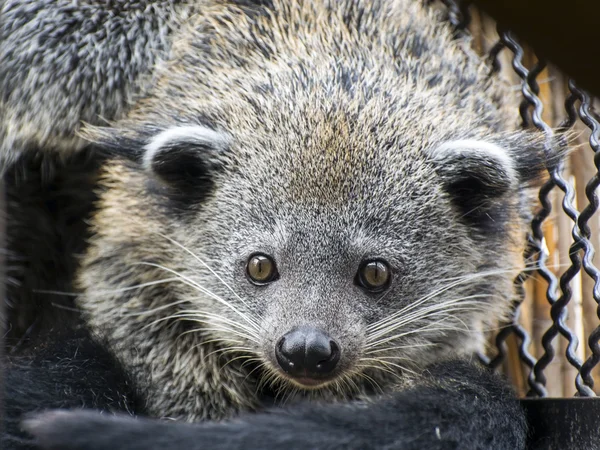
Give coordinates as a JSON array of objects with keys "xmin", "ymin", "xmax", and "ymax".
[{"xmin": 2, "ymin": 0, "xmax": 560, "ymax": 449}]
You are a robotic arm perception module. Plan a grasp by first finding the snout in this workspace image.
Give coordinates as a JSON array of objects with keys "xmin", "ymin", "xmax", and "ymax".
[{"xmin": 275, "ymin": 326, "xmax": 340, "ymax": 386}]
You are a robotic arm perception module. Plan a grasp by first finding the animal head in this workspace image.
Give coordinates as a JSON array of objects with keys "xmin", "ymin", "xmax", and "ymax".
[{"xmin": 75, "ymin": 0, "xmax": 558, "ymax": 417}]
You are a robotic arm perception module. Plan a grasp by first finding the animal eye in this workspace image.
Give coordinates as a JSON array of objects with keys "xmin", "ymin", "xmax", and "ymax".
[
  {"xmin": 356, "ymin": 260, "xmax": 391, "ymax": 292},
  {"xmin": 246, "ymin": 254, "xmax": 279, "ymax": 284}
]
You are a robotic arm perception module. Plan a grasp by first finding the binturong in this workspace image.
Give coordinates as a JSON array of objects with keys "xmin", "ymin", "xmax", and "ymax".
[{"xmin": 2, "ymin": 0, "xmax": 565, "ymax": 449}]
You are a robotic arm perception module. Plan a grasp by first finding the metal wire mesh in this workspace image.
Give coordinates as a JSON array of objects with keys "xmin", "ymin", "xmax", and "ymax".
[{"xmin": 439, "ymin": 1, "xmax": 600, "ymax": 398}]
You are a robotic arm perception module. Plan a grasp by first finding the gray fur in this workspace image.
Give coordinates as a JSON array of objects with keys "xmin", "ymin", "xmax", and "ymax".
[
  {"xmin": 0, "ymin": 0, "xmax": 192, "ymax": 169},
  {"xmin": 64, "ymin": 0, "xmax": 552, "ymax": 422}
]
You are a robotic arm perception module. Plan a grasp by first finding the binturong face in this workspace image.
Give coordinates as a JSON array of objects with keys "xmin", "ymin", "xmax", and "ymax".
[
  {"xmin": 80, "ymin": 99, "xmax": 554, "ymax": 413},
  {"xmin": 74, "ymin": 0, "xmax": 560, "ymax": 419},
  {"xmin": 134, "ymin": 121, "xmax": 547, "ymax": 393}
]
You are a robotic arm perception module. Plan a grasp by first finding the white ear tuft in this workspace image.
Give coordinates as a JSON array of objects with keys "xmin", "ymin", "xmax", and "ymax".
[
  {"xmin": 143, "ymin": 125, "xmax": 230, "ymax": 171},
  {"xmin": 430, "ymin": 139, "xmax": 517, "ymax": 182}
]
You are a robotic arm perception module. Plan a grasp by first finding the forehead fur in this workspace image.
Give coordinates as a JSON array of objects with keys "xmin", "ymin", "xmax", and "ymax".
[
  {"xmin": 94, "ymin": 0, "xmax": 522, "ymax": 214},
  {"xmin": 115, "ymin": 0, "xmax": 516, "ymax": 129},
  {"xmin": 84, "ymin": 0, "xmax": 534, "ymax": 273},
  {"xmin": 73, "ymin": 0, "xmax": 539, "ymax": 419}
]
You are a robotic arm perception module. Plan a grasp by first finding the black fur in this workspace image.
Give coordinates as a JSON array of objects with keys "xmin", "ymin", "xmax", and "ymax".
[
  {"xmin": 19, "ymin": 359, "xmax": 526, "ymax": 450},
  {"xmin": 3, "ymin": 326, "xmax": 142, "ymax": 450},
  {"xmin": 146, "ymin": 140, "xmax": 227, "ymax": 209},
  {"xmin": 437, "ymin": 151, "xmax": 514, "ymax": 234},
  {"xmin": 3, "ymin": 148, "xmax": 105, "ymax": 349}
]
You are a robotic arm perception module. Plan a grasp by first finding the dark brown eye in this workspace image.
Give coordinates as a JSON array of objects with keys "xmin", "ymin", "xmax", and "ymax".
[
  {"xmin": 357, "ymin": 260, "xmax": 391, "ymax": 292},
  {"xmin": 246, "ymin": 254, "xmax": 278, "ymax": 284}
]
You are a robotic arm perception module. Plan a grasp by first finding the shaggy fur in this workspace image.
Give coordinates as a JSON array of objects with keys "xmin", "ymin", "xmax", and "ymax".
[
  {"xmin": 0, "ymin": 0, "xmax": 192, "ymax": 169},
  {"xmin": 21, "ymin": 359, "xmax": 527, "ymax": 450},
  {"xmin": 3, "ymin": 326, "xmax": 142, "ymax": 449},
  {"xmin": 70, "ymin": 0, "xmax": 551, "ymax": 420},
  {"xmin": 2, "ymin": 0, "xmax": 561, "ymax": 449},
  {"xmin": 3, "ymin": 148, "xmax": 105, "ymax": 346}
]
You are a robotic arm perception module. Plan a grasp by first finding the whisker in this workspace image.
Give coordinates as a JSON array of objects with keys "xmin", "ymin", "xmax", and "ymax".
[
  {"xmin": 204, "ymin": 346, "xmax": 258, "ymax": 360},
  {"xmin": 240, "ymin": 358, "xmax": 264, "ymax": 371},
  {"xmin": 141, "ymin": 312, "xmax": 259, "ymax": 343},
  {"xmin": 165, "ymin": 311, "xmax": 261, "ymax": 340},
  {"xmin": 366, "ymin": 297, "xmax": 489, "ymax": 343},
  {"xmin": 152, "ymin": 231, "xmax": 255, "ymax": 313},
  {"xmin": 361, "ymin": 355, "xmax": 415, "ymax": 362},
  {"xmin": 355, "ymin": 364, "xmax": 405, "ymax": 381},
  {"xmin": 176, "ymin": 324, "xmax": 258, "ymax": 344},
  {"xmin": 221, "ymin": 354, "xmax": 262, "ymax": 371},
  {"xmin": 368, "ymin": 263, "xmax": 554, "ymax": 332},
  {"xmin": 355, "ymin": 372, "xmax": 384, "ymax": 394},
  {"xmin": 367, "ymin": 296, "xmax": 488, "ymax": 338},
  {"xmin": 34, "ymin": 277, "xmax": 181, "ymax": 297},
  {"xmin": 342, "ymin": 375, "xmax": 362, "ymax": 396},
  {"xmin": 133, "ymin": 261, "xmax": 261, "ymax": 331},
  {"xmin": 359, "ymin": 358, "xmax": 419, "ymax": 376},
  {"xmin": 176, "ymin": 330, "xmax": 246, "ymax": 345},
  {"xmin": 431, "ymin": 262, "xmax": 569, "ymax": 285},
  {"xmin": 280, "ymin": 385, "xmax": 299, "ymax": 406},
  {"xmin": 121, "ymin": 297, "xmax": 203, "ymax": 317},
  {"xmin": 364, "ymin": 343, "xmax": 437, "ymax": 354},
  {"xmin": 367, "ymin": 270, "xmax": 508, "ymax": 332},
  {"xmin": 49, "ymin": 303, "xmax": 81, "ymax": 313},
  {"xmin": 365, "ymin": 322, "xmax": 475, "ymax": 350},
  {"xmin": 366, "ymin": 308, "xmax": 487, "ymax": 345},
  {"xmin": 246, "ymin": 362, "xmax": 270, "ymax": 388}
]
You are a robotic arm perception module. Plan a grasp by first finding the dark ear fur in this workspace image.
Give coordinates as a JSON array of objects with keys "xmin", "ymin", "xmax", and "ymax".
[
  {"xmin": 147, "ymin": 141, "xmax": 217, "ymax": 189},
  {"xmin": 88, "ymin": 125, "xmax": 230, "ymax": 207},
  {"xmin": 432, "ymin": 135, "xmax": 558, "ymax": 232},
  {"xmin": 143, "ymin": 125, "xmax": 230, "ymax": 206}
]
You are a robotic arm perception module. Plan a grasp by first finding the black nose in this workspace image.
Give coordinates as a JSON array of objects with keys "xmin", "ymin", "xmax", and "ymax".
[{"xmin": 275, "ymin": 326, "xmax": 340, "ymax": 378}]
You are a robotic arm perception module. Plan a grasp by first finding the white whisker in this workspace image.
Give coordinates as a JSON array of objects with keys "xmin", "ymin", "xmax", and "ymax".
[
  {"xmin": 121, "ymin": 297, "xmax": 201, "ymax": 317},
  {"xmin": 355, "ymin": 371, "xmax": 384, "ymax": 394},
  {"xmin": 367, "ymin": 268, "xmax": 514, "ymax": 332},
  {"xmin": 359, "ymin": 357, "xmax": 419, "ymax": 376},
  {"xmin": 366, "ymin": 298, "xmax": 490, "ymax": 348},
  {"xmin": 166, "ymin": 311, "xmax": 261, "ymax": 340},
  {"xmin": 367, "ymin": 295, "xmax": 488, "ymax": 339},
  {"xmin": 364, "ymin": 342, "xmax": 437, "ymax": 354},
  {"xmin": 152, "ymin": 231, "xmax": 255, "ymax": 313},
  {"xmin": 365, "ymin": 321, "xmax": 474, "ymax": 350},
  {"xmin": 34, "ymin": 277, "xmax": 181, "ymax": 297},
  {"xmin": 176, "ymin": 324, "xmax": 258, "ymax": 344},
  {"xmin": 355, "ymin": 364, "xmax": 405, "ymax": 380},
  {"xmin": 133, "ymin": 261, "xmax": 261, "ymax": 331}
]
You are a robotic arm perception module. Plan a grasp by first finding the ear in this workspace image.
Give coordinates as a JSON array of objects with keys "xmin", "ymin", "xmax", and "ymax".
[
  {"xmin": 143, "ymin": 125, "xmax": 229, "ymax": 180},
  {"xmin": 430, "ymin": 138, "xmax": 549, "ymax": 232},
  {"xmin": 138, "ymin": 125, "xmax": 231, "ymax": 204}
]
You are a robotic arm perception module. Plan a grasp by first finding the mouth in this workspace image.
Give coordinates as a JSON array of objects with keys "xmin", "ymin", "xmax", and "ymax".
[
  {"xmin": 273, "ymin": 369, "xmax": 340, "ymax": 389},
  {"xmin": 288, "ymin": 376, "xmax": 333, "ymax": 389}
]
